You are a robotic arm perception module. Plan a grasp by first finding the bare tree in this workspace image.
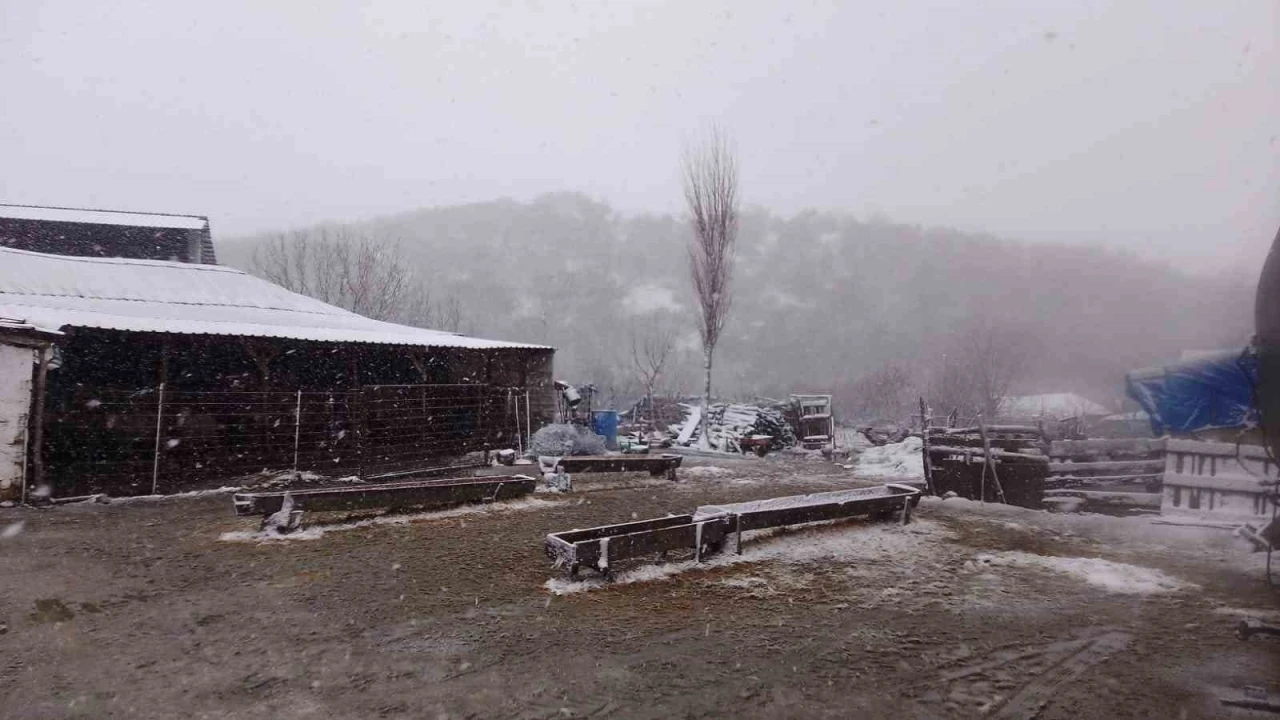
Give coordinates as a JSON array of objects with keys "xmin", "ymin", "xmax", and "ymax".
[
  {"xmin": 682, "ymin": 127, "xmax": 739, "ymax": 446},
  {"xmin": 630, "ymin": 320, "xmax": 676, "ymax": 429},
  {"xmin": 926, "ymin": 318, "xmax": 1033, "ymax": 419},
  {"xmin": 251, "ymin": 226, "xmax": 464, "ymax": 332},
  {"xmin": 843, "ymin": 363, "xmax": 916, "ymax": 425}
]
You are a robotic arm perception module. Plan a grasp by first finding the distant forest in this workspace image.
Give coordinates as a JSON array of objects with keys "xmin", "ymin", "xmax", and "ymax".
[{"xmin": 217, "ymin": 192, "xmax": 1254, "ymax": 419}]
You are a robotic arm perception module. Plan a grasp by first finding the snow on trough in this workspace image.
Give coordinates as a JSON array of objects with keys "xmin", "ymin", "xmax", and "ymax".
[
  {"xmin": 970, "ymin": 551, "xmax": 1192, "ymax": 595},
  {"xmin": 545, "ymin": 518, "xmax": 953, "ymax": 595},
  {"xmin": 219, "ymin": 497, "xmax": 562, "ymax": 543},
  {"xmin": 854, "ymin": 436, "xmax": 924, "ymax": 480}
]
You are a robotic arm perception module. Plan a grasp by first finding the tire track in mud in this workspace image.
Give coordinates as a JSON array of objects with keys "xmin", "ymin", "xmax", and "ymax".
[{"xmin": 928, "ymin": 628, "xmax": 1132, "ymax": 717}]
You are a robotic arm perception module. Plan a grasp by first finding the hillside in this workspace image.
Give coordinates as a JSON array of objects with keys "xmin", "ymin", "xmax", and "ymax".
[{"xmin": 217, "ymin": 193, "xmax": 1254, "ymax": 414}]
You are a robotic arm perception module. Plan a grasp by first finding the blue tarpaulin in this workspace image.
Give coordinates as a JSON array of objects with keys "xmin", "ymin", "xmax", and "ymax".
[{"xmin": 1125, "ymin": 349, "xmax": 1259, "ymax": 436}]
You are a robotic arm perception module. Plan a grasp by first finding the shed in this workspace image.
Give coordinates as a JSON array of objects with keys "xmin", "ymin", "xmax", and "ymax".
[
  {"xmin": 0, "ymin": 204, "xmax": 216, "ymax": 264},
  {"xmin": 0, "ymin": 247, "xmax": 554, "ymax": 499}
]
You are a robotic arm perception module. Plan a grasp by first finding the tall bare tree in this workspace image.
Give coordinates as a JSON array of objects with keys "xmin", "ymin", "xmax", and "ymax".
[
  {"xmin": 630, "ymin": 320, "xmax": 676, "ymax": 429},
  {"xmin": 251, "ymin": 226, "xmax": 464, "ymax": 332},
  {"xmin": 682, "ymin": 127, "xmax": 739, "ymax": 446}
]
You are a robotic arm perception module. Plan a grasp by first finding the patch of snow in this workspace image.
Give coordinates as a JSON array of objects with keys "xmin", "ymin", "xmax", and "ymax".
[
  {"xmin": 0, "ymin": 204, "xmax": 208, "ymax": 229},
  {"xmin": 682, "ymin": 466, "xmax": 734, "ymax": 478},
  {"xmin": 545, "ymin": 518, "xmax": 952, "ymax": 594},
  {"xmin": 218, "ymin": 497, "xmax": 562, "ymax": 543},
  {"xmin": 1211, "ymin": 606, "xmax": 1280, "ymax": 622},
  {"xmin": 854, "ymin": 436, "xmax": 924, "ymax": 480},
  {"xmin": 970, "ymin": 551, "xmax": 1192, "ymax": 595},
  {"xmin": 694, "ymin": 485, "xmax": 899, "ymax": 519},
  {"xmin": 1, "ymin": 521, "xmax": 24, "ymax": 539},
  {"xmin": 108, "ymin": 486, "xmax": 243, "ymax": 503}
]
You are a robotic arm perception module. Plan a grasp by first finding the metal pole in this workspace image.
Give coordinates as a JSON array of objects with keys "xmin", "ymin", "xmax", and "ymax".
[
  {"xmin": 512, "ymin": 390, "xmax": 523, "ymax": 456},
  {"xmin": 524, "ymin": 390, "xmax": 532, "ymax": 451},
  {"xmin": 292, "ymin": 389, "xmax": 302, "ymax": 476},
  {"xmin": 151, "ymin": 382, "xmax": 165, "ymax": 495}
]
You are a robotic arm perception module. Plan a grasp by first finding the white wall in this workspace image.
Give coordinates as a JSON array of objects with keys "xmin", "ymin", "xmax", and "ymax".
[{"xmin": 0, "ymin": 342, "xmax": 33, "ymax": 502}]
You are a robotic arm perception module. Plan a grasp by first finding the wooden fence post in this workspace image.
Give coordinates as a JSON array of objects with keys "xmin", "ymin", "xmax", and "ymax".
[
  {"xmin": 292, "ymin": 389, "xmax": 302, "ymax": 477},
  {"xmin": 919, "ymin": 397, "xmax": 934, "ymax": 495},
  {"xmin": 150, "ymin": 382, "xmax": 166, "ymax": 495}
]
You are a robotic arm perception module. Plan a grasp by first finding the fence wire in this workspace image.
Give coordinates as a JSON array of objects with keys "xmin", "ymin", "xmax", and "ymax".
[{"xmin": 43, "ymin": 383, "xmax": 529, "ymax": 497}]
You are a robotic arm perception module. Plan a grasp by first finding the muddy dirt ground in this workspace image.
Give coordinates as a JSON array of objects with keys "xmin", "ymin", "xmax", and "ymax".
[{"xmin": 1, "ymin": 454, "xmax": 1278, "ymax": 719}]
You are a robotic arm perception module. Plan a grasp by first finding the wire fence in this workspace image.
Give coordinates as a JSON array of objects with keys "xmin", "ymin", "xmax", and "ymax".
[{"xmin": 43, "ymin": 383, "xmax": 533, "ymax": 497}]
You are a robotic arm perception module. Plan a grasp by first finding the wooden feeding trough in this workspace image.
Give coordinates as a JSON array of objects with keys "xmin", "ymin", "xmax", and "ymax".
[
  {"xmin": 232, "ymin": 475, "xmax": 537, "ymax": 522},
  {"xmin": 554, "ymin": 453, "xmax": 684, "ymax": 480},
  {"xmin": 545, "ymin": 483, "xmax": 920, "ymax": 579},
  {"xmin": 545, "ymin": 514, "xmax": 732, "ymax": 579}
]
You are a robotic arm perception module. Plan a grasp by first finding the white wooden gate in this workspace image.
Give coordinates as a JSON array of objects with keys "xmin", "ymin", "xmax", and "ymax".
[{"xmin": 0, "ymin": 343, "xmax": 33, "ymax": 501}]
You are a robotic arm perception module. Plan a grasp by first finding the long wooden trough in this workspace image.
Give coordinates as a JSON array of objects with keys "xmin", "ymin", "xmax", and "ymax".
[
  {"xmin": 545, "ymin": 483, "xmax": 920, "ymax": 579},
  {"xmin": 554, "ymin": 454, "xmax": 683, "ymax": 480},
  {"xmin": 232, "ymin": 475, "xmax": 537, "ymax": 517}
]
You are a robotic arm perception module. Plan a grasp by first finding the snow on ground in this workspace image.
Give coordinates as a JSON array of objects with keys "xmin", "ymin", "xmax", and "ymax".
[
  {"xmin": 100, "ymin": 486, "xmax": 245, "ymax": 503},
  {"xmin": 682, "ymin": 466, "xmax": 735, "ymax": 478},
  {"xmin": 545, "ymin": 518, "xmax": 953, "ymax": 595},
  {"xmin": 854, "ymin": 436, "xmax": 923, "ymax": 479},
  {"xmin": 219, "ymin": 497, "xmax": 563, "ymax": 543},
  {"xmin": 921, "ymin": 495, "xmax": 1258, "ymax": 558},
  {"xmin": 969, "ymin": 551, "xmax": 1193, "ymax": 595}
]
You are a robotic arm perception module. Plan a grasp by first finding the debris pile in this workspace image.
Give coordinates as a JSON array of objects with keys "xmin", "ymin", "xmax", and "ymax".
[
  {"xmin": 670, "ymin": 403, "xmax": 797, "ymax": 453},
  {"xmin": 855, "ymin": 436, "xmax": 924, "ymax": 480},
  {"xmin": 530, "ymin": 423, "xmax": 607, "ymax": 457}
]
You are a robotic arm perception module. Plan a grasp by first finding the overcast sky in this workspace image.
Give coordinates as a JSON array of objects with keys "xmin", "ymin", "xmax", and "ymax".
[{"xmin": 2, "ymin": 1, "xmax": 1276, "ymax": 272}]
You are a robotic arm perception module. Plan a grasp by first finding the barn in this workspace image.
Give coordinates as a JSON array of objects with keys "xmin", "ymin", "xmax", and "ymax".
[{"xmin": 0, "ymin": 207, "xmax": 553, "ymax": 502}]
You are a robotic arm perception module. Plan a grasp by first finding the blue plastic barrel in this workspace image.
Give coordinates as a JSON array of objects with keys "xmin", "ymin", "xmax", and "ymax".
[{"xmin": 591, "ymin": 410, "xmax": 619, "ymax": 450}]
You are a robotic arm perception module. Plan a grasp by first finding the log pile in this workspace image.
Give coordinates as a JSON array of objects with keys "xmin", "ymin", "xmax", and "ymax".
[{"xmin": 670, "ymin": 403, "xmax": 797, "ymax": 453}]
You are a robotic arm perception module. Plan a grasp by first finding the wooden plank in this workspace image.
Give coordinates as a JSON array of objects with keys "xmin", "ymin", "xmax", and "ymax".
[
  {"xmin": 558, "ymin": 454, "xmax": 682, "ymax": 476},
  {"xmin": 930, "ymin": 446, "xmax": 1050, "ymax": 463},
  {"xmin": 1044, "ymin": 489, "xmax": 1162, "ymax": 508},
  {"xmin": 1044, "ymin": 473, "xmax": 1162, "ymax": 486},
  {"xmin": 1048, "ymin": 438, "xmax": 1166, "ymax": 458},
  {"xmin": 1048, "ymin": 460, "xmax": 1165, "ymax": 475}
]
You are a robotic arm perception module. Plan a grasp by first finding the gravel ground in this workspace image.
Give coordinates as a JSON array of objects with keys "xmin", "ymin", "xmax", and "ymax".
[{"xmin": 1, "ymin": 453, "xmax": 1278, "ymax": 719}]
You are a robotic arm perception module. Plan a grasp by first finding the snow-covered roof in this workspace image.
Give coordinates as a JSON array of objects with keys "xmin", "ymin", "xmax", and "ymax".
[
  {"xmin": 998, "ymin": 393, "xmax": 1110, "ymax": 419},
  {"xmin": 0, "ymin": 247, "xmax": 548, "ymax": 351},
  {"xmin": 0, "ymin": 204, "xmax": 207, "ymax": 230}
]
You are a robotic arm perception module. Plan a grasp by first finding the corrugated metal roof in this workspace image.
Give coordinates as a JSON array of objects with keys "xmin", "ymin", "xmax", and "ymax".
[
  {"xmin": 0, "ymin": 204, "xmax": 208, "ymax": 230},
  {"xmin": 0, "ymin": 247, "xmax": 549, "ymax": 351}
]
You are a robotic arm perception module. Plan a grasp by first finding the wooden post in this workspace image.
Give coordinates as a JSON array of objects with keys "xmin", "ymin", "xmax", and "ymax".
[
  {"xmin": 977, "ymin": 413, "xmax": 1008, "ymax": 504},
  {"xmin": 919, "ymin": 397, "xmax": 934, "ymax": 495},
  {"xmin": 27, "ymin": 344, "xmax": 51, "ymax": 504},
  {"xmin": 525, "ymin": 390, "xmax": 532, "ymax": 451},
  {"xmin": 292, "ymin": 389, "xmax": 302, "ymax": 476},
  {"xmin": 512, "ymin": 390, "xmax": 523, "ymax": 456},
  {"xmin": 151, "ymin": 382, "xmax": 166, "ymax": 495}
]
